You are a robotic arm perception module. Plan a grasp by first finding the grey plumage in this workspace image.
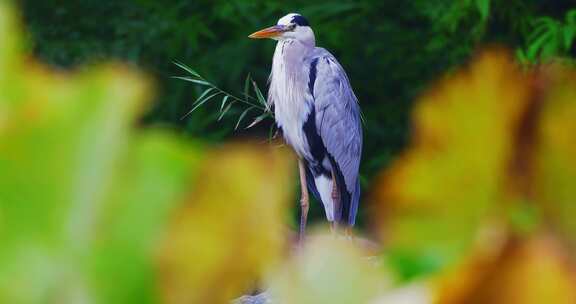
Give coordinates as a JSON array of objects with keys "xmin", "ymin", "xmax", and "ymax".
[
  {"xmin": 304, "ymin": 48, "xmax": 362, "ymax": 225},
  {"xmin": 250, "ymin": 13, "xmax": 362, "ymax": 228}
]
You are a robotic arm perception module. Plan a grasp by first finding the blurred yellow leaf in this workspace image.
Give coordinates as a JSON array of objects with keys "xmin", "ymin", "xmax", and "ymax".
[
  {"xmin": 158, "ymin": 145, "xmax": 293, "ymax": 304},
  {"xmin": 535, "ymin": 67, "xmax": 576, "ymax": 249},
  {"xmin": 372, "ymin": 282, "xmax": 431, "ymax": 304},
  {"xmin": 372, "ymin": 50, "xmax": 531, "ymax": 278},
  {"xmin": 434, "ymin": 236, "xmax": 576, "ymax": 304},
  {"xmin": 268, "ymin": 235, "xmax": 388, "ymax": 304},
  {"xmin": 370, "ymin": 54, "xmax": 576, "ymax": 303}
]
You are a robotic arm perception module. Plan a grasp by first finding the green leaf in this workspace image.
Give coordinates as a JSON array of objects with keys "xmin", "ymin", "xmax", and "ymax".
[
  {"xmin": 193, "ymin": 88, "xmax": 215, "ymax": 106},
  {"xmin": 0, "ymin": 7, "xmax": 207, "ymax": 302},
  {"xmin": 194, "ymin": 92, "xmax": 221, "ymax": 108},
  {"xmin": 566, "ymin": 10, "xmax": 576, "ymax": 25},
  {"xmin": 235, "ymin": 106, "xmax": 253, "ymax": 130},
  {"xmin": 93, "ymin": 132, "xmax": 202, "ymax": 303},
  {"xmin": 219, "ymin": 95, "xmax": 230, "ymax": 113},
  {"xmin": 527, "ymin": 31, "xmax": 553, "ymax": 60},
  {"xmin": 252, "ymin": 80, "xmax": 268, "ymax": 110},
  {"xmin": 246, "ymin": 113, "xmax": 269, "ymax": 129},
  {"xmin": 171, "ymin": 76, "xmax": 210, "ymax": 86},
  {"xmin": 182, "ymin": 92, "xmax": 221, "ymax": 119},
  {"xmin": 563, "ymin": 27, "xmax": 575, "ymax": 51},
  {"xmin": 173, "ymin": 61, "xmax": 201, "ymax": 78},
  {"xmin": 475, "ymin": 0, "xmax": 490, "ymax": 21},
  {"xmin": 218, "ymin": 102, "xmax": 234, "ymax": 121},
  {"xmin": 516, "ymin": 48, "xmax": 530, "ymax": 65},
  {"xmin": 268, "ymin": 123, "xmax": 277, "ymax": 142},
  {"xmin": 244, "ymin": 73, "xmax": 252, "ymax": 100}
]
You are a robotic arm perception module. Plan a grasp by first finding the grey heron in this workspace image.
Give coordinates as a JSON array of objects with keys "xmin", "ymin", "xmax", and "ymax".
[{"xmin": 249, "ymin": 13, "xmax": 363, "ymax": 239}]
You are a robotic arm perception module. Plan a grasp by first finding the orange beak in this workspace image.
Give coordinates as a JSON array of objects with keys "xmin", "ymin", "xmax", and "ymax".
[{"xmin": 248, "ymin": 25, "xmax": 286, "ymax": 39}]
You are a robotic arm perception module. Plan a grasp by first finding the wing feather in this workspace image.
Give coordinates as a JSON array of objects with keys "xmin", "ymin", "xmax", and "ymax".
[{"xmin": 308, "ymin": 48, "xmax": 362, "ymax": 225}]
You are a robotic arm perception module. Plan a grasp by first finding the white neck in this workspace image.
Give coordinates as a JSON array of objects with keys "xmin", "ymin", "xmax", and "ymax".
[
  {"xmin": 267, "ymin": 39, "xmax": 315, "ymax": 159},
  {"xmin": 268, "ymin": 39, "xmax": 313, "ymax": 106}
]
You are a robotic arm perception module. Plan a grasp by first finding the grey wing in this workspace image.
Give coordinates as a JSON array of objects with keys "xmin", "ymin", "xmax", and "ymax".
[{"xmin": 309, "ymin": 49, "xmax": 363, "ymax": 225}]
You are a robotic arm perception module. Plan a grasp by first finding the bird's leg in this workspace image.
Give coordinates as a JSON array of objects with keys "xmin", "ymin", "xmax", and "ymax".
[
  {"xmin": 344, "ymin": 226, "xmax": 353, "ymax": 241},
  {"xmin": 331, "ymin": 172, "xmax": 341, "ymax": 234},
  {"xmin": 298, "ymin": 159, "xmax": 310, "ymax": 243},
  {"xmin": 330, "ymin": 178, "xmax": 354, "ymax": 241},
  {"xmin": 330, "ymin": 222, "xmax": 337, "ymax": 236}
]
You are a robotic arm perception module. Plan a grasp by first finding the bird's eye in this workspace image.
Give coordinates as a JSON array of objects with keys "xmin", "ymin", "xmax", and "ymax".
[{"xmin": 287, "ymin": 24, "xmax": 296, "ymax": 31}]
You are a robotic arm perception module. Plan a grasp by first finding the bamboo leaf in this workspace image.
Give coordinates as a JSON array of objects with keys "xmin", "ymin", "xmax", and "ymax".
[
  {"xmin": 173, "ymin": 61, "xmax": 201, "ymax": 78},
  {"xmin": 192, "ymin": 92, "xmax": 220, "ymax": 111},
  {"xmin": 171, "ymin": 76, "xmax": 210, "ymax": 86},
  {"xmin": 235, "ymin": 107, "xmax": 253, "ymax": 130},
  {"xmin": 244, "ymin": 73, "xmax": 252, "ymax": 100},
  {"xmin": 246, "ymin": 113, "xmax": 269, "ymax": 129},
  {"xmin": 218, "ymin": 102, "xmax": 234, "ymax": 121},
  {"xmin": 181, "ymin": 92, "xmax": 221, "ymax": 119},
  {"xmin": 252, "ymin": 81, "xmax": 268, "ymax": 110},
  {"xmin": 268, "ymin": 123, "xmax": 277, "ymax": 142},
  {"xmin": 193, "ymin": 88, "xmax": 215, "ymax": 106},
  {"xmin": 219, "ymin": 95, "xmax": 230, "ymax": 113}
]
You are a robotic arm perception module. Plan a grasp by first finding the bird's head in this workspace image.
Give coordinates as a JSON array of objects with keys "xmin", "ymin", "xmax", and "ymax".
[{"xmin": 249, "ymin": 13, "xmax": 315, "ymax": 45}]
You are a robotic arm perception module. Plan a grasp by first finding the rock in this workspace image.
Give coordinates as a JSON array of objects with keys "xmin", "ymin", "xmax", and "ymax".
[{"xmin": 233, "ymin": 292, "xmax": 272, "ymax": 304}]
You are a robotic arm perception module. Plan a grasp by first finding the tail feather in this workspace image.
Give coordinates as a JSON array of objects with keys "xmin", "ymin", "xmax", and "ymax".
[
  {"xmin": 327, "ymin": 155, "xmax": 355, "ymax": 226},
  {"xmin": 305, "ymin": 163, "xmax": 335, "ymax": 222},
  {"xmin": 314, "ymin": 174, "xmax": 334, "ymax": 222},
  {"xmin": 348, "ymin": 179, "xmax": 361, "ymax": 226},
  {"xmin": 304, "ymin": 165, "xmax": 321, "ymax": 202},
  {"xmin": 305, "ymin": 161, "xmax": 360, "ymax": 226}
]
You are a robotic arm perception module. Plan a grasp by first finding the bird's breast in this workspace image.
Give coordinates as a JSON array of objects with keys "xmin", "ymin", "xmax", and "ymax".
[
  {"xmin": 272, "ymin": 82, "xmax": 312, "ymax": 159},
  {"xmin": 269, "ymin": 41, "xmax": 317, "ymax": 159},
  {"xmin": 270, "ymin": 76, "xmax": 312, "ymax": 157}
]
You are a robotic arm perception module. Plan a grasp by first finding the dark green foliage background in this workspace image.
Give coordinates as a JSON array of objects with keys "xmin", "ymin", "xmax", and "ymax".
[{"xmin": 20, "ymin": 0, "xmax": 575, "ymax": 226}]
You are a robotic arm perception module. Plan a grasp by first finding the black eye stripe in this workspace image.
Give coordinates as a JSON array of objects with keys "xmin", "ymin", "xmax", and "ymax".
[{"xmin": 291, "ymin": 15, "xmax": 309, "ymax": 26}]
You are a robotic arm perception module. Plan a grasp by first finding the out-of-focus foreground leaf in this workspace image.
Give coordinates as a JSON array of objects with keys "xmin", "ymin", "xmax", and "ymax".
[
  {"xmin": 0, "ymin": 3, "xmax": 197, "ymax": 303},
  {"xmin": 447, "ymin": 236, "xmax": 576, "ymax": 304},
  {"xmin": 373, "ymin": 51, "xmax": 531, "ymax": 279},
  {"xmin": 158, "ymin": 145, "xmax": 292, "ymax": 304},
  {"xmin": 371, "ymin": 50, "xmax": 576, "ymax": 302},
  {"xmin": 535, "ymin": 67, "xmax": 576, "ymax": 249},
  {"xmin": 0, "ymin": 4, "xmax": 292, "ymax": 304},
  {"xmin": 268, "ymin": 235, "xmax": 388, "ymax": 304}
]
